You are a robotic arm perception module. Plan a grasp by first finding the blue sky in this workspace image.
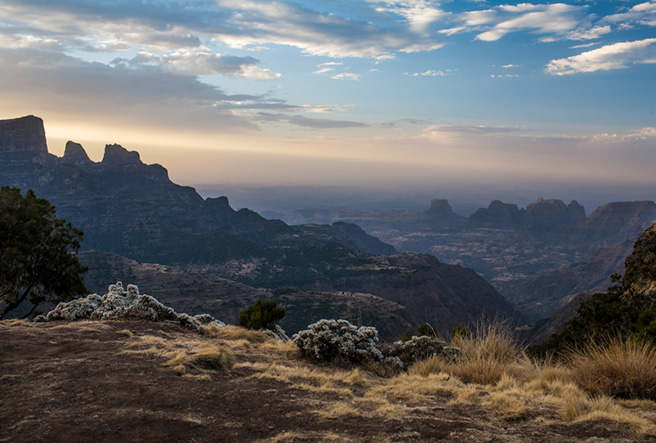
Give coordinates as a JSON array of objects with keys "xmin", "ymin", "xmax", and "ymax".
[{"xmin": 0, "ymin": 0, "xmax": 654, "ymax": 192}]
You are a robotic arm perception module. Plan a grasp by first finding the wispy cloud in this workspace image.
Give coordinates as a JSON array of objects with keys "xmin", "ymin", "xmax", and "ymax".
[
  {"xmin": 474, "ymin": 4, "xmax": 584, "ymax": 42},
  {"xmin": 601, "ymin": 1, "xmax": 656, "ymax": 28},
  {"xmin": 331, "ymin": 73, "xmax": 361, "ymax": 81},
  {"xmin": 403, "ymin": 69, "xmax": 453, "ymax": 76},
  {"xmin": 0, "ymin": 0, "xmax": 446, "ymax": 60},
  {"xmin": 256, "ymin": 112, "xmax": 367, "ymax": 129},
  {"xmin": 546, "ymin": 38, "xmax": 656, "ymax": 75},
  {"xmin": 367, "ymin": 0, "xmax": 449, "ymax": 34},
  {"xmin": 112, "ymin": 49, "xmax": 280, "ymax": 79}
]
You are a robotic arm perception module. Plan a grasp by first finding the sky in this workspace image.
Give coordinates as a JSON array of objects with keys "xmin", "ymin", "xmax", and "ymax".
[{"xmin": 0, "ymin": 0, "xmax": 655, "ymax": 197}]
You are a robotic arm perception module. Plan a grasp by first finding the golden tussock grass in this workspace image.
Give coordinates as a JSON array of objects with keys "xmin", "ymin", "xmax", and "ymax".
[
  {"xmin": 204, "ymin": 325, "xmax": 267, "ymax": 343},
  {"xmin": 123, "ymin": 334, "xmax": 234, "ymax": 377},
  {"xmin": 568, "ymin": 338, "xmax": 656, "ymax": 400}
]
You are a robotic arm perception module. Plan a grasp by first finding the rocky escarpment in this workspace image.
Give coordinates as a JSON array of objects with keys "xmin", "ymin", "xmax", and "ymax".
[
  {"xmin": 0, "ymin": 116, "xmax": 392, "ymax": 256},
  {"xmin": 469, "ymin": 198, "xmax": 586, "ymax": 228},
  {"xmin": 0, "ymin": 115, "xmax": 520, "ymax": 336},
  {"xmin": 623, "ymin": 221, "xmax": 656, "ymax": 298},
  {"xmin": 0, "ymin": 115, "xmax": 47, "ymax": 158},
  {"xmin": 78, "ymin": 250, "xmax": 417, "ymax": 341},
  {"xmin": 584, "ymin": 201, "xmax": 656, "ymax": 248},
  {"xmin": 506, "ymin": 239, "xmax": 634, "ymax": 321},
  {"xmin": 530, "ymin": 221, "xmax": 656, "ymax": 352}
]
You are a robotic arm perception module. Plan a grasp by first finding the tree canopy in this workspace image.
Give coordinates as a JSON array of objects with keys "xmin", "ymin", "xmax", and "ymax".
[
  {"xmin": 237, "ymin": 299, "xmax": 285, "ymax": 330},
  {"xmin": 0, "ymin": 186, "xmax": 88, "ymax": 319}
]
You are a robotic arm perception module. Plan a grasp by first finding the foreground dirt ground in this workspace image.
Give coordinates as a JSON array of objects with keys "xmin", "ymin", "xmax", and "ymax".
[{"xmin": 1, "ymin": 320, "xmax": 655, "ymax": 442}]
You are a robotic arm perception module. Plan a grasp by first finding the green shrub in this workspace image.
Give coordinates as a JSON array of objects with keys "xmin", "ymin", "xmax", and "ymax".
[
  {"xmin": 451, "ymin": 325, "xmax": 472, "ymax": 340},
  {"xmin": 237, "ymin": 299, "xmax": 285, "ymax": 330},
  {"xmin": 416, "ymin": 323, "xmax": 437, "ymax": 338}
]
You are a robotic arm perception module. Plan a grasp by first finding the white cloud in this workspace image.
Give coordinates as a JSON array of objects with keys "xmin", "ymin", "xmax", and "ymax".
[
  {"xmin": 113, "ymin": 49, "xmax": 280, "ymax": 79},
  {"xmin": 404, "ymin": 69, "xmax": 453, "ymax": 76},
  {"xmin": 475, "ymin": 4, "xmax": 583, "ymax": 42},
  {"xmin": 368, "ymin": 0, "xmax": 448, "ymax": 34},
  {"xmin": 602, "ymin": 1, "xmax": 656, "ymax": 28},
  {"xmin": 567, "ymin": 25, "xmax": 611, "ymax": 41},
  {"xmin": 331, "ymin": 73, "xmax": 361, "ymax": 81},
  {"xmin": 0, "ymin": 0, "xmax": 447, "ymax": 61},
  {"xmin": 546, "ymin": 38, "xmax": 656, "ymax": 75}
]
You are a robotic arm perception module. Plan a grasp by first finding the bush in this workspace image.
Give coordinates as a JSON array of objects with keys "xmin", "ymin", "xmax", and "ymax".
[
  {"xmin": 388, "ymin": 335, "xmax": 446, "ymax": 365},
  {"xmin": 237, "ymin": 299, "xmax": 285, "ymax": 330},
  {"xmin": 416, "ymin": 323, "xmax": 437, "ymax": 338},
  {"xmin": 292, "ymin": 319, "xmax": 384, "ymax": 365},
  {"xmin": 568, "ymin": 338, "xmax": 656, "ymax": 400},
  {"xmin": 451, "ymin": 325, "xmax": 472, "ymax": 340}
]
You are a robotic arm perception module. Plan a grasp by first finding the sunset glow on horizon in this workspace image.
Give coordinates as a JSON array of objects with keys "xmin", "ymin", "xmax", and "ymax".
[{"xmin": 1, "ymin": 0, "xmax": 655, "ymax": 193}]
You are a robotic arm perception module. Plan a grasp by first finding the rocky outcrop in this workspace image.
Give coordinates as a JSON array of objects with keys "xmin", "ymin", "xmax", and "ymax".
[
  {"xmin": 584, "ymin": 201, "xmax": 656, "ymax": 247},
  {"xmin": 522, "ymin": 198, "xmax": 586, "ymax": 229},
  {"xmin": 623, "ymin": 221, "xmax": 656, "ymax": 297},
  {"xmin": 101, "ymin": 144, "xmax": 142, "ymax": 165},
  {"xmin": 470, "ymin": 200, "xmax": 522, "ymax": 225},
  {"xmin": 0, "ymin": 115, "xmax": 48, "ymax": 157},
  {"xmin": 425, "ymin": 199, "xmax": 453, "ymax": 216},
  {"xmin": 35, "ymin": 281, "xmax": 226, "ymax": 332},
  {"xmin": 61, "ymin": 141, "xmax": 92, "ymax": 165},
  {"xmin": 567, "ymin": 200, "xmax": 586, "ymax": 224},
  {"xmin": 504, "ymin": 239, "xmax": 633, "ymax": 321}
]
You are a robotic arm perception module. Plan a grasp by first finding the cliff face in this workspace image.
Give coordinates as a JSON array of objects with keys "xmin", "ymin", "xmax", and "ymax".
[
  {"xmin": 623, "ymin": 222, "xmax": 656, "ymax": 298},
  {"xmin": 584, "ymin": 201, "xmax": 656, "ymax": 247},
  {"xmin": 1, "ymin": 115, "xmax": 518, "ymax": 334},
  {"xmin": 0, "ymin": 115, "xmax": 48, "ymax": 158}
]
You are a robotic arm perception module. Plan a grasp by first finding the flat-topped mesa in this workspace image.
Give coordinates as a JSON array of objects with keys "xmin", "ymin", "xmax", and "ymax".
[
  {"xmin": 424, "ymin": 199, "xmax": 454, "ymax": 216},
  {"xmin": 0, "ymin": 115, "xmax": 48, "ymax": 157},
  {"xmin": 61, "ymin": 141, "xmax": 92, "ymax": 165},
  {"xmin": 470, "ymin": 200, "xmax": 522, "ymax": 225},
  {"xmin": 101, "ymin": 143, "xmax": 142, "ymax": 165},
  {"xmin": 523, "ymin": 198, "xmax": 578, "ymax": 229}
]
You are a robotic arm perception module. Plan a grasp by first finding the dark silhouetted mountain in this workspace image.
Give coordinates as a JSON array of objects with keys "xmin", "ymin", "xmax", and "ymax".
[
  {"xmin": 469, "ymin": 200, "xmax": 523, "ymax": 225},
  {"xmin": 0, "ymin": 115, "xmax": 520, "ymax": 335},
  {"xmin": 0, "ymin": 115, "xmax": 47, "ymax": 159}
]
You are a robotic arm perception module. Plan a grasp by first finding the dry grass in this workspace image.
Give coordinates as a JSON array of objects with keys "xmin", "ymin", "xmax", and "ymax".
[
  {"xmin": 204, "ymin": 324, "xmax": 267, "ymax": 343},
  {"xmin": 448, "ymin": 319, "xmax": 522, "ymax": 385},
  {"xmin": 568, "ymin": 339, "xmax": 656, "ymax": 400},
  {"xmin": 124, "ymin": 334, "xmax": 234, "ymax": 377}
]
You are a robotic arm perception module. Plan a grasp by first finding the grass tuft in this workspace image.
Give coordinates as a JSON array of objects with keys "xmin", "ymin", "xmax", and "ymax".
[{"xmin": 568, "ymin": 338, "xmax": 656, "ymax": 400}]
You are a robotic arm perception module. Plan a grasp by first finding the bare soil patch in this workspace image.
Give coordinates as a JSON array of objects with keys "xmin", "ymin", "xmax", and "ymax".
[{"xmin": 1, "ymin": 320, "xmax": 654, "ymax": 442}]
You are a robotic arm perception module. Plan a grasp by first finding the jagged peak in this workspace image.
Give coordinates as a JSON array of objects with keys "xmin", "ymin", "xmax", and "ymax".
[
  {"xmin": 101, "ymin": 143, "xmax": 142, "ymax": 165},
  {"xmin": 62, "ymin": 141, "xmax": 92, "ymax": 164}
]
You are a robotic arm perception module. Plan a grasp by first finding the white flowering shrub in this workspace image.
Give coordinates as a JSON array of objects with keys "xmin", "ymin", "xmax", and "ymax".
[
  {"xmin": 263, "ymin": 325, "xmax": 290, "ymax": 342},
  {"xmin": 388, "ymin": 335, "xmax": 447, "ymax": 365},
  {"xmin": 292, "ymin": 319, "xmax": 384, "ymax": 364},
  {"xmin": 35, "ymin": 281, "xmax": 226, "ymax": 332}
]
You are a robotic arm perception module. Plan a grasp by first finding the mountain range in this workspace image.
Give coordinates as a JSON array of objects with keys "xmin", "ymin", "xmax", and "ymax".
[
  {"xmin": 287, "ymin": 197, "xmax": 656, "ymax": 321},
  {"xmin": 0, "ymin": 115, "xmax": 520, "ymax": 339}
]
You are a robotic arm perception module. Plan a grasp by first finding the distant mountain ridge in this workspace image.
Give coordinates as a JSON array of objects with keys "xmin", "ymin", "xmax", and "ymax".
[
  {"xmin": 0, "ymin": 115, "xmax": 520, "ymax": 337},
  {"xmin": 288, "ymin": 195, "xmax": 656, "ymax": 321}
]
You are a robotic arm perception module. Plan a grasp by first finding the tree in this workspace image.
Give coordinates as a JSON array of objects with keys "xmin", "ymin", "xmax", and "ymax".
[
  {"xmin": 0, "ymin": 186, "xmax": 88, "ymax": 319},
  {"xmin": 237, "ymin": 299, "xmax": 285, "ymax": 330}
]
